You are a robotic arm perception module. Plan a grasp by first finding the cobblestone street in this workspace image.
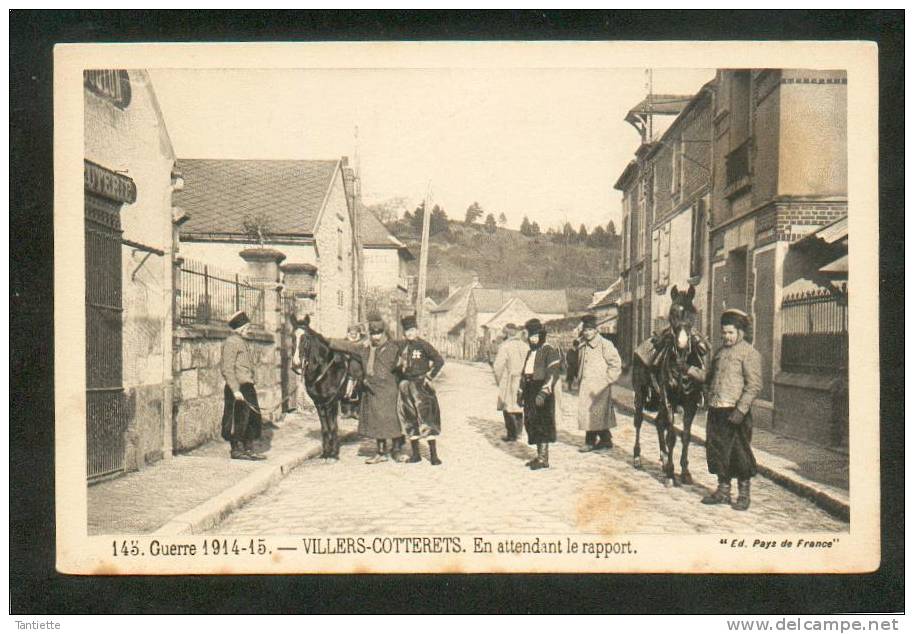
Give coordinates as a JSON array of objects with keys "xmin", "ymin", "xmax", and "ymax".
[{"xmin": 211, "ymin": 361, "xmax": 848, "ymax": 536}]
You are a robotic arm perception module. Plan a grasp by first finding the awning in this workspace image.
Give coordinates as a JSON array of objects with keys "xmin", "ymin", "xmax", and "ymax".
[{"xmin": 819, "ymin": 254, "xmax": 848, "ymax": 276}]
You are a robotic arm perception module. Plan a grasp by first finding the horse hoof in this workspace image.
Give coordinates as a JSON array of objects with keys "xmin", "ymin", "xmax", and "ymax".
[
  {"xmin": 633, "ymin": 457, "xmax": 642, "ymax": 469},
  {"xmin": 680, "ymin": 472, "xmax": 694, "ymax": 485}
]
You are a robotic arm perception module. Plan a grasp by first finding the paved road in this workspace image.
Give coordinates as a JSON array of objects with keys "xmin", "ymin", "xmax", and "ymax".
[{"xmin": 211, "ymin": 361, "xmax": 847, "ymax": 535}]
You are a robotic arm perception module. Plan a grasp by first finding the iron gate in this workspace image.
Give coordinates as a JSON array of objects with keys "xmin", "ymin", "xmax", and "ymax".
[{"xmin": 85, "ymin": 193, "xmax": 127, "ymax": 480}]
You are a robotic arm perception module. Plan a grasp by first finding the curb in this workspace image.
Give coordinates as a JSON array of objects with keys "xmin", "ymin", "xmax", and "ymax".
[
  {"xmin": 612, "ymin": 398, "xmax": 850, "ymax": 522},
  {"xmin": 155, "ymin": 431, "xmax": 359, "ymax": 535}
]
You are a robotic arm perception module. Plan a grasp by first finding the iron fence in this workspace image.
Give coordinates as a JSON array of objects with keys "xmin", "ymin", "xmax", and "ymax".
[
  {"xmin": 178, "ymin": 258, "xmax": 265, "ymax": 327},
  {"xmin": 780, "ymin": 286, "xmax": 848, "ymax": 374}
]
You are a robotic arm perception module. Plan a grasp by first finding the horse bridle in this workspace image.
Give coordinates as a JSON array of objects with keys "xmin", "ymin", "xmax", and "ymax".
[{"xmin": 294, "ymin": 329, "xmax": 353, "ymax": 407}]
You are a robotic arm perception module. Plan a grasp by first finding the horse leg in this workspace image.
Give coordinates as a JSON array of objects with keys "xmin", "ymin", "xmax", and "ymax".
[
  {"xmin": 679, "ymin": 402, "xmax": 696, "ymax": 485},
  {"xmin": 666, "ymin": 408, "xmax": 679, "ymax": 487},
  {"xmin": 655, "ymin": 408, "xmax": 671, "ymax": 486},
  {"xmin": 328, "ymin": 401, "xmax": 340, "ymax": 459},
  {"xmin": 633, "ymin": 393, "xmax": 643, "ymax": 469},
  {"xmin": 317, "ymin": 406, "xmax": 330, "ymax": 459}
]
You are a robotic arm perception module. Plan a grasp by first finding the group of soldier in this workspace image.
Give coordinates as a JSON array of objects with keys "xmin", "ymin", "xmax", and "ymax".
[
  {"xmin": 219, "ymin": 303, "xmax": 763, "ymax": 509},
  {"xmin": 491, "ymin": 314, "xmax": 622, "ymax": 470},
  {"xmin": 489, "ymin": 309, "xmax": 762, "ymax": 509}
]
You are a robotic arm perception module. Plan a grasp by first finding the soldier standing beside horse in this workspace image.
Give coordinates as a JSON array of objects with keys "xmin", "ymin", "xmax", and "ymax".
[{"xmin": 689, "ymin": 308, "xmax": 762, "ymax": 511}]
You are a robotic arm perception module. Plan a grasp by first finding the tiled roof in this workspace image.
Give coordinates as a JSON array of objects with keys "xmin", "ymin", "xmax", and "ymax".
[
  {"xmin": 472, "ymin": 288, "xmax": 569, "ymax": 315},
  {"xmin": 175, "ymin": 158, "xmax": 339, "ymax": 236},
  {"xmin": 430, "ymin": 280, "xmax": 479, "ymax": 313},
  {"xmin": 360, "ymin": 204, "xmax": 413, "ymax": 259}
]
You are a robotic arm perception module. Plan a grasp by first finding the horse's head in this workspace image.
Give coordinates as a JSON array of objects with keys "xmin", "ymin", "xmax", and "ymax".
[{"xmin": 668, "ymin": 284, "xmax": 698, "ymax": 354}]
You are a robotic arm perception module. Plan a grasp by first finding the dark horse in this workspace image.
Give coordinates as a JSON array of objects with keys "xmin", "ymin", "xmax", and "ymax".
[
  {"xmin": 631, "ymin": 284, "xmax": 708, "ymax": 487},
  {"xmin": 292, "ymin": 315, "xmax": 360, "ymax": 461}
]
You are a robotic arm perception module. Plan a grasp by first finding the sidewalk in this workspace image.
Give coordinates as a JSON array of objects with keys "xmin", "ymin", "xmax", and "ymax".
[
  {"xmin": 610, "ymin": 382, "xmax": 849, "ymax": 521},
  {"xmin": 88, "ymin": 410, "xmax": 359, "ymax": 535}
]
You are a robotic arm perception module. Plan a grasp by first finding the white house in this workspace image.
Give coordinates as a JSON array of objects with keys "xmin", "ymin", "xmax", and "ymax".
[{"xmin": 174, "ymin": 158, "xmax": 358, "ymax": 337}]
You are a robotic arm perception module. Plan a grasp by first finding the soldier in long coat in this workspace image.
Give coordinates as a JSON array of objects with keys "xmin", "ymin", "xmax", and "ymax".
[
  {"xmin": 520, "ymin": 318, "xmax": 562, "ymax": 470},
  {"xmin": 689, "ymin": 309, "xmax": 762, "ymax": 511},
  {"xmin": 492, "ymin": 323, "xmax": 528, "ymax": 441},
  {"xmin": 358, "ymin": 316, "xmax": 404, "ymax": 464},
  {"xmin": 220, "ymin": 310, "xmax": 266, "ymax": 461},
  {"xmin": 575, "ymin": 314, "xmax": 623, "ymax": 452}
]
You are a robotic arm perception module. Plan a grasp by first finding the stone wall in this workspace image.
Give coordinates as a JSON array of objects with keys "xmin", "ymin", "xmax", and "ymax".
[{"xmin": 172, "ymin": 325, "xmax": 279, "ymax": 452}]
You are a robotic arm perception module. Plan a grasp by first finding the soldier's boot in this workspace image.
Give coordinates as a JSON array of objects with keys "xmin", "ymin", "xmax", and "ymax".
[
  {"xmin": 732, "ymin": 479, "xmax": 751, "ymax": 511},
  {"xmin": 366, "ymin": 440, "xmax": 389, "ymax": 464},
  {"xmin": 502, "ymin": 412, "xmax": 517, "ymax": 442},
  {"xmin": 701, "ymin": 478, "xmax": 732, "ymax": 504},
  {"xmin": 230, "ymin": 441, "xmax": 246, "ymax": 460},
  {"xmin": 407, "ymin": 439, "xmax": 422, "ymax": 463},
  {"xmin": 530, "ymin": 443, "xmax": 550, "ymax": 470},
  {"xmin": 243, "ymin": 440, "xmax": 267, "ymax": 461},
  {"xmin": 429, "ymin": 439, "xmax": 442, "ymax": 466}
]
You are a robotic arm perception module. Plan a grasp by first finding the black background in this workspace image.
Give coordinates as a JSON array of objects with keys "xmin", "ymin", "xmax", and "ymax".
[{"xmin": 10, "ymin": 10, "xmax": 904, "ymax": 614}]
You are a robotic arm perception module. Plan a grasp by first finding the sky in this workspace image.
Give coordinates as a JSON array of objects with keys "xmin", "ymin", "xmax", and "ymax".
[{"xmin": 149, "ymin": 67, "xmax": 714, "ymax": 231}]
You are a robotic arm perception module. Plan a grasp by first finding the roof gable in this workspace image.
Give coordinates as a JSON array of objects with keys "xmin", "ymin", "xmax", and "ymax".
[
  {"xmin": 175, "ymin": 158, "xmax": 339, "ymax": 236},
  {"xmin": 471, "ymin": 288, "xmax": 569, "ymax": 315}
]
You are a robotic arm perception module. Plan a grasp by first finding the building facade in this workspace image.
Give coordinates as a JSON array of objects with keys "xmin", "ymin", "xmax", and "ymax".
[
  {"xmin": 646, "ymin": 82, "xmax": 714, "ymax": 337},
  {"xmin": 84, "ymin": 69, "xmax": 179, "ymax": 479},
  {"xmin": 708, "ymin": 69, "xmax": 847, "ymax": 429}
]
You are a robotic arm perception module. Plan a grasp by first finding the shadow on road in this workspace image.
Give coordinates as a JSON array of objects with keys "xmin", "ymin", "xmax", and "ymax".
[{"xmin": 465, "ymin": 416, "xmax": 538, "ymax": 464}]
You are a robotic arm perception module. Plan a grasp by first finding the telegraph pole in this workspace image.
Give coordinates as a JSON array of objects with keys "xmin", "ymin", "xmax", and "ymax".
[
  {"xmin": 352, "ymin": 126, "xmax": 367, "ymax": 322},
  {"xmin": 415, "ymin": 181, "xmax": 432, "ymax": 328}
]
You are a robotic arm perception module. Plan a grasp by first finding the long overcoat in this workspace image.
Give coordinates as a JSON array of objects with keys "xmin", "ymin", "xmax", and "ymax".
[
  {"xmin": 493, "ymin": 337, "xmax": 527, "ymax": 414},
  {"xmin": 358, "ymin": 338, "xmax": 403, "ymax": 441},
  {"xmin": 576, "ymin": 335, "xmax": 622, "ymax": 432}
]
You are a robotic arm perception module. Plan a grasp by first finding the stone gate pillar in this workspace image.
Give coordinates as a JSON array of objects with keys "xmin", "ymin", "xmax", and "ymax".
[{"xmin": 240, "ymin": 247, "xmax": 285, "ymax": 421}]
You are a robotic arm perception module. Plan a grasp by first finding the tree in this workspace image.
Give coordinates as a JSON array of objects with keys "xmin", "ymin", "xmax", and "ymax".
[
  {"xmin": 497, "ymin": 212, "xmax": 507, "ymax": 227},
  {"xmin": 430, "ymin": 204, "xmax": 450, "ymax": 235},
  {"xmin": 465, "ymin": 201, "xmax": 484, "ymax": 225},
  {"xmin": 590, "ymin": 224, "xmax": 607, "ymax": 247},
  {"xmin": 562, "ymin": 222, "xmax": 576, "ymax": 243},
  {"xmin": 484, "ymin": 213, "xmax": 497, "ymax": 234},
  {"xmin": 530, "ymin": 221, "xmax": 541, "ymax": 236},
  {"xmin": 366, "ymin": 197, "xmax": 409, "ymax": 226},
  {"xmin": 578, "ymin": 224, "xmax": 589, "ymax": 242},
  {"xmin": 607, "ymin": 220, "xmax": 617, "ymax": 237},
  {"xmin": 242, "ymin": 212, "xmax": 273, "ymax": 248},
  {"xmin": 520, "ymin": 216, "xmax": 532, "ymax": 236}
]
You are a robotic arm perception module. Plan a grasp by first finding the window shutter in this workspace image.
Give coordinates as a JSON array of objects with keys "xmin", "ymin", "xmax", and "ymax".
[
  {"xmin": 651, "ymin": 230, "xmax": 660, "ymax": 289},
  {"xmin": 662, "ymin": 223, "xmax": 671, "ymax": 286}
]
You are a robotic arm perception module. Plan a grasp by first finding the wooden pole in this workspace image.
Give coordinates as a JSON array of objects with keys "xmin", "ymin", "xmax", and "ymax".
[{"xmin": 415, "ymin": 181, "xmax": 432, "ymax": 328}]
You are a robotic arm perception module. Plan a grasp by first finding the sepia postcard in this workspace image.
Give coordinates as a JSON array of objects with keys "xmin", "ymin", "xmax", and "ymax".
[{"xmin": 55, "ymin": 40, "xmax": 879, "ymax": 575}]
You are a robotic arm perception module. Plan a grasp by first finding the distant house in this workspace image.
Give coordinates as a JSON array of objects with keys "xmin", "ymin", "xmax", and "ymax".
[
  {"xmin": 174, "ymin": 157, "xmax": 358, "ymax": 337},
  {"xmin": 360, "ymin": 205, "xmax": 414, "ymax": 292},
  {"xmin": 470, "ymin": 288, "xmax": 568, "ymax": 341},
  {"xmin": 480, "ymin": 296, "xmax": 539, "ymax": 342},
  {"xmin": 586, "ymin": 278, "xmax": 623, "ymax": 335},
  {"xmin": 431, "ymin": 280, "xmax": 569, "ymax": 359}
]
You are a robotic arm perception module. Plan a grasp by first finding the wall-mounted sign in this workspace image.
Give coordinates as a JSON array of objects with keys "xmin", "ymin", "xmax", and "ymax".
[{"xmin": 84, "ymin": 160, "xmax": 137, "ymax": 204}]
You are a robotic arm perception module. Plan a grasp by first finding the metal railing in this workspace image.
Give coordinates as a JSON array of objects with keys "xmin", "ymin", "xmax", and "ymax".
[
  {"xmin": 178, "ymin": 259, "xmax": 265, "ymax": 327},
  {"xmin": 780, "ymin": 286, "xmax": 848, "ymax": 374}
]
